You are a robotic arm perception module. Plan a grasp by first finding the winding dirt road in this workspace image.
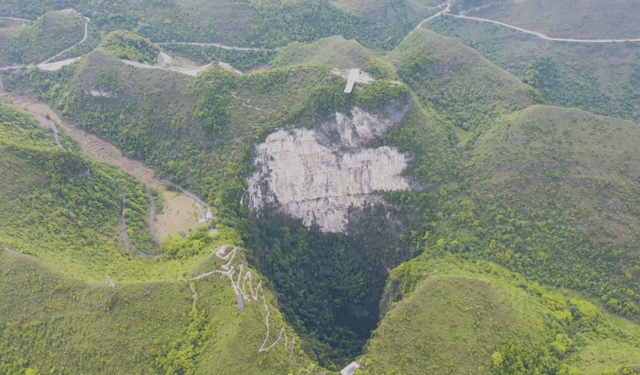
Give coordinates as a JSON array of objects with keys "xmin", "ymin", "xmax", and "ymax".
[
  {"xmin": 42, "ymin": 15, "xmax": 90, "ymax": 64},
  {"xmin": 403, "ymin": 2, "xmax": 451, "ymax": 42},
  {"xmin": 156, "ymin": 42, "xmax": 268, "ymax": 51},
  {"xmin": 145, "ymin": 182, "xmax": 157, "ymax": 242},
  {"xmin": 410, "ymin": 2, "xmax": 640, "ymax": 44},
  {"xmin": 0, "ymin": 16, "xmax": 33, "ymax": 23},
  {"xmin": 121, "ymin": 59, "xmax": 213, "ymax": 77},
  {"xmin": 445, "ymin": 13, "xmax": 640, "ymax": 43},
  {"xmin": 32, "ymin": 112, "xmax": 65, "ymax": 150}
]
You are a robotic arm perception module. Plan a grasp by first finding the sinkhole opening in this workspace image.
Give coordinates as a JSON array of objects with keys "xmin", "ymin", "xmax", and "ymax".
[{"xmin": 247, "ymin": 215, "xmax": 412, "ymax": 371}]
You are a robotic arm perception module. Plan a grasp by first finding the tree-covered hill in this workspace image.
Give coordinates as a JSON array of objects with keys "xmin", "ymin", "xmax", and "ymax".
[
  {"xmin": 0, "ymin": 0, "xmax": 443, "ymax": 50},
  {"xmin": 362, "ymin": 255, "xmax": 640, "ymax": 374},
  {"xmin": 0, "ymin": 97, "xmax": 326, "ymax": 375},
  {"xmin": 4, "ymin": 2, "xmax": 640, "ymax": 373},
  {"xmin": 1, "ymin": 10, "xmax": 84, "ymax": 65},
  {"xmin": 387, "ymin": 28, "xmax": 542, "ymax": 133}
]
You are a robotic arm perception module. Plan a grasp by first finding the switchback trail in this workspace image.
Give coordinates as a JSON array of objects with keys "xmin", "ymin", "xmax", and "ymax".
[{"xmin": 192, "ymin": 246, "xmax": 299, "ymax": 356}]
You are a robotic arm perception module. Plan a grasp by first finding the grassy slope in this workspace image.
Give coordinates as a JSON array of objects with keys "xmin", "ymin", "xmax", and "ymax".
[
  {"xmin": 453, "ymin": 0, "xmax": 640, "ymax": 40},
  {"xmin": 387, "ymin": 28, "xmax": 538, "ymax": 132},
  {"xmin": 0, "ymin": 248, "xmax": 319, "ymax": 375},
  {"xmin": 359, "ymin": 256, "xmax": 640, "ymax": 374},
  {"xmin": 270, "ymin": 35, "xmax": 396, "ymax": 78},
  {"xmin": 0, "ymin": 0, "xmax": 440, "ymax": 50},
  {"xmin": 0, "ymin": 99, "xmax": 328, "ymax": 374},
  {"xmin": 8, "ymin": 11, "xmax": 84, "ymax": 64},
  {"xmin": 447, "ymin": 105, "xmax": 640, "ymax": 319},
  {"xmin": 425, "ymin": 15, "xmax": 640, "ymax": 123},
  {"xmin": 46, "ymin": 49, "xmax": 342, "ymax": 200}
]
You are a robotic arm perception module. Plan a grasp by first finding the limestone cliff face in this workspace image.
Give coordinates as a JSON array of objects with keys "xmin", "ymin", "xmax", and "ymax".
[{"xmin": 247, "ymin": 106, "xmax": 411, "ymax": 233}]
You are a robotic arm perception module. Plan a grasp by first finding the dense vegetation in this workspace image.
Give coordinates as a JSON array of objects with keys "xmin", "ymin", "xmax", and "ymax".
[
  {"xmin": 100, "ymin": 30, "xmax": 160, "ymax": 64},
  {"xmin": 387, "ymin": 29, "xmax": 540, "ymax": 133},
  {"xmin": 3, "ymin": 4, "xmax": 640, "ymax": 373},
  {"xmin": 425, "ymin": 16, "xmax": 640, "ymax": 123},
  {"xmin": 7, "ymin": 11, "xmax": 84, "ymax": 64},
  {"xmin": 161, "ymin": 43, "xmax": 276, "ymax": 72},
  {"xmin": 0, "ymin": 97, "xmax": 327, "ymax": 374},
  {"xmin": 363, "ymin": 254, "xmax": 640, "ymax": 374}
]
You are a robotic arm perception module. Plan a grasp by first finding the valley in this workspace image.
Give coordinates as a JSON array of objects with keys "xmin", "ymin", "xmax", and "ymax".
[{"xmin": 2, "ymin": 1, "xmax": 640, "ymax": 374}]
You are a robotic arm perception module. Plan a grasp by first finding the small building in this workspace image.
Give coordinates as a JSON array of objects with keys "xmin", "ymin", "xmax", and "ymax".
[
  {"xmin": 344, "ymin": 69, "xmax": 359, "ymax": 93},
  {"xmin": 340, "ymin": 361, "xmax": 360, "ymax": 375}
]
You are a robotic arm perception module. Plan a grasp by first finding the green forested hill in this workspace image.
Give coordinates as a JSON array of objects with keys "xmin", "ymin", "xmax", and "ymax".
[
  {"xmin": 3, "ymin": 1, "xmax": 640, "ymax": 374},
  {"xmin": 387, "ymin": 29, "xmax": 541, "ymax": 133},
  {"xmin": 363, "ymin": 255, "xmax": 640, "ymax": 374},
  {"xmin": 0, "ymin": 99, "xmax": 325, "ymax": 375},
  {"xmin": 0, "ymin": 0, "xmax": 441, "ymax": 49},
  {"xmin": 2, "ymin": 10, "xmax": 84, "ymax": 65}
]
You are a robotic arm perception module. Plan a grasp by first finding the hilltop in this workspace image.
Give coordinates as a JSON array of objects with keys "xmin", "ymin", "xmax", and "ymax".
[{"xmin": 2, "ymin": 2, "xmax": 640, "ymax": 374}]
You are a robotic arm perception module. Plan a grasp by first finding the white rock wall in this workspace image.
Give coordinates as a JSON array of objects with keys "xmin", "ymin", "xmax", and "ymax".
[{"xmin": 247, "ymin": 106, "xmax": 411, "ymax": 233}]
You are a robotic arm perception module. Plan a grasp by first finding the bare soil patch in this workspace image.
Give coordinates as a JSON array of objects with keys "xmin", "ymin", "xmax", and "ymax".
[
  {"xmin": 0, "ymin": 90, "xmax": 156, "ymax": 182},
  {"xmin": 155, "ymin": 189, "xmax": 209, "ymax": 241}
]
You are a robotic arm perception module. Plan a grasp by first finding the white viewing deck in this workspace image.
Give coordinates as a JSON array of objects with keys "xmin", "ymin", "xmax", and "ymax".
[{"xmin": 344, "ymin": 68, "xmax": 359, "ymax": 93}]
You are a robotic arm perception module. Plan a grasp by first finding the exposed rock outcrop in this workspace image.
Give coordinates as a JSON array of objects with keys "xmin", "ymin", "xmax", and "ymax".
[{"xmin": 247, "ymin": 105, "xmax": 411, "ymax": 233}]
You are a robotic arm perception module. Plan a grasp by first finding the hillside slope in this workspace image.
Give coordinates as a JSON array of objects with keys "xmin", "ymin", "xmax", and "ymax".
[
  {"xmin": 453, "ymin": 0, "xmax": 640, "ymax": 40},
  {"xmin": 360, "ymin": 256, "xmax": 640, "ymax": 374},
  {"xmin": 425, "ymin": 11, "xmax": 640, "ymax": 123},
  {"xmin": 387, "ymin": 28, "xmax": 540, "ymax": 132},
  {"xmin": 270, "ymin": 35, "xmax": 396, "ymax": 79},
  {"xmin": 0, "ymin": 97, "xmax": 327, "ymax": 375},
  {"xmin": 6, "ymin": 15, "xmax": 640, "ymax": 374},
  {"xmin": 2, "ymin": 10, "xmax": 84, "ymax": 65},
  {"xmin": 0, "ymin": 0, "xmax": 442, "ymax": 50}
]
